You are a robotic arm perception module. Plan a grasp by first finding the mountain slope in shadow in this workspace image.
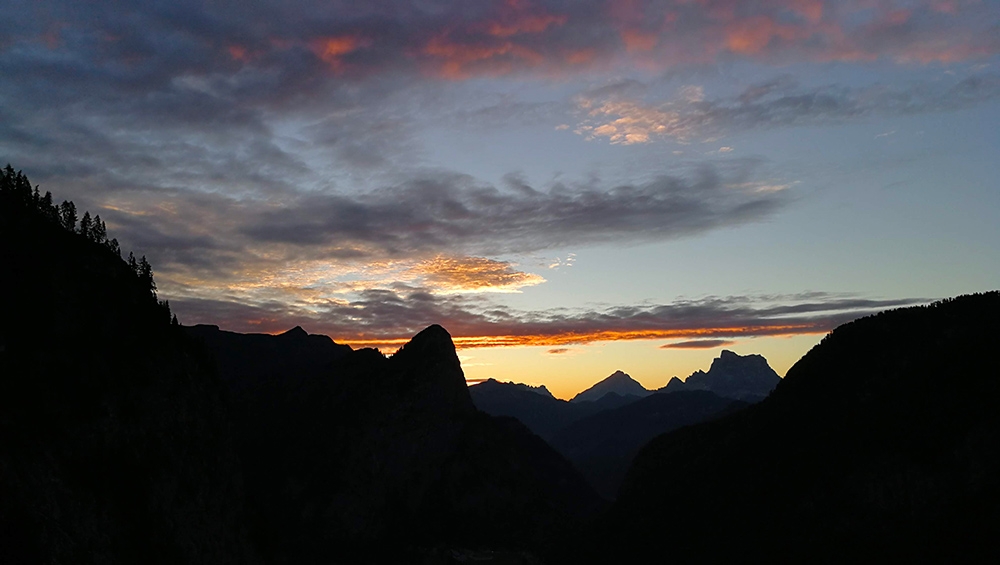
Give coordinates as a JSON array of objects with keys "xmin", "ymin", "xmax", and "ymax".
[
  {"xmin": 583, "ymin": 293, "xmax": 1000, "ymax": 564},
  {"xmin": 550, "ymin": 391, "xmax": 746, "ymax": 499},
  {"xmin": 0, "ymin": 169, "xmax": 259, "ymax": 563},
  {"xmin": 189, "ymin": 324, "xmax": 605, "ymax": 562}
]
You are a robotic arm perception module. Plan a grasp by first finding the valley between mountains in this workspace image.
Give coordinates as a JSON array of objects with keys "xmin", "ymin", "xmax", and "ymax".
[{"xmin": 4, "ymin": 172, "xmax": 1000, "ymax": 563}]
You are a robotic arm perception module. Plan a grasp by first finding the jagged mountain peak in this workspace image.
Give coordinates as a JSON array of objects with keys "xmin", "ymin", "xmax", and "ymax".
[{"xmin": 660, "ymin": 349, "xmax": 780, "ymax": 402}]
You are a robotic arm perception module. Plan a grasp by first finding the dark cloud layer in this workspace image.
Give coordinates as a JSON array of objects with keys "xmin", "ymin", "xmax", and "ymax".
[
  {"xmin": 660, "ymin": 339, "xmax": 736, "ymax": 350},
  {"xmin": 240, "ymin": 160, "xmax": 789, "ymax": 257},
  {"xmin": 171, "ymin": 290, "xmax": 928, "ymax": 349}
]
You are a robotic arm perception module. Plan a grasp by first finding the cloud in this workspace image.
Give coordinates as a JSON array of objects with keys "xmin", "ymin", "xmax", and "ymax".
[
  {"xmin": 239, "ymin": 160, "xmax": 790, "ymax": 257},
  {"xmin": 410, "ymin": 256, "xmax": 545, "ymax": 293},
  {"xmin": 576, "ymin": 72, "xmax": 1000, "ymax": 144},
  {"xmin": 660, "ymin": 339, "xmax": 736, "ymax": 350},
  {"xmin": 170, "ymin": 290, "xmax": 930, "ymax": 350},
  {"xmin": 547, "ymin": 348, "xmax": 571, "ymax": 354}
]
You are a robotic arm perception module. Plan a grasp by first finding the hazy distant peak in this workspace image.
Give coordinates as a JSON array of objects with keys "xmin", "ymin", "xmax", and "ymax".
[
  {"xmin": 472, "ymin": 378, "xmax": 555, "ymax": 398},
  {"xmin": 660, "ymin": 350, "xmax": 780, "ymax": 402},
  {"xmin": 571, "ymin": 370, "xmax": 652, "ymax": 403}
]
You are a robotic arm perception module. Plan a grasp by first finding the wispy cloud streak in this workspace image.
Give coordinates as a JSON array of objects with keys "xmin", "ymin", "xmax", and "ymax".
[
  {"xmin": 171, "ymin": 291, "xmax": 929, "ymax": 350},
  {"xmin": 577, "ymin": 73, "xmax": 1000, "ymax": 144}
]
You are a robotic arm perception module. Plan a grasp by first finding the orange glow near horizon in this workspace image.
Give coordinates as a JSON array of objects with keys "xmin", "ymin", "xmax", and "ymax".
[{"xmin": 334, "ymin": 324, "xmax": 828, "ymax": 352}]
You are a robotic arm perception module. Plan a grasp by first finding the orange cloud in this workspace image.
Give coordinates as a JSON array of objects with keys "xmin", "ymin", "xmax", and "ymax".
[
  {"xmin": 488, "ymin": 13, "xmax": 567, "ymax": 37},
  {"xmin": 410, "ymin": 256, "xmax": 545, "ymax": 293},
  {"xmin": 622, "ymin": 29, "xmax": 658, "ymax": 52},
  {"xmin": 564, "ymin": 48, "xmax": 597, "ymax": 65},
  {"xmin": 422, "ymin": 35, "xmax": 542, "ymax": 78},
  {"xmin": 228, "ymin": 45, "xmax": 248, "ymax": 62},
  {"xmin": 575, "ymin": 98, "xmax": 690, "ymax": 145},
  {"xmin": 786, "ymin": 0, "xmax": 824, "ymax": 24},
  {"xmin": 311, "ymin": 35, "xmax": 370, "ymax": 71},
  {"xmin": 726, "ymin": 16, "xmax": 802, "ymax": 55}
]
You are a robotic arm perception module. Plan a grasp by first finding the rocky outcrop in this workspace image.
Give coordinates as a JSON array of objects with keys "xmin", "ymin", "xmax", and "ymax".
[{"xmin": 661, "ymin": 349, "xmax": 780, "ymax": 402}]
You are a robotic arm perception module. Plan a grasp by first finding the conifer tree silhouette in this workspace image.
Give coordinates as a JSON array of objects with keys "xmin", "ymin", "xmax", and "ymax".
[
  {"xmin": 139, "ymin": 255, "xmax": 156, "ymax": 295},
  {"xmin": 106, "ymin": 237, "xmax": 121, "ymax": 256},
  {"xmin": 92, "ymin": 214, "xmax": 107, "ymax": 243},
  {"xmin": 80, "ymin": 211, "xmax": 93, "ymax": 239},
  {"xmin": 59, "ymin": 200, "xmax": 77, "ymax": 232}
]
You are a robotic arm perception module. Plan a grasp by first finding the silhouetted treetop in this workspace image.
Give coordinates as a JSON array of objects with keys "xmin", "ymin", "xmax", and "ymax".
[{"xmin": 1, "ymin": 163, "xmax": 170, "ymax": 320}]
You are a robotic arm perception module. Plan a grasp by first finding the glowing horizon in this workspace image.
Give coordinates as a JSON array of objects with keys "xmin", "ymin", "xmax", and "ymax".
[{"xmin": 4, "ymin": 0, "xmax": 998, "ymax": 397}]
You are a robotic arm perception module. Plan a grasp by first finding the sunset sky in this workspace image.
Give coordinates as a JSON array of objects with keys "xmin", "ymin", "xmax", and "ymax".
[{"xmin": 3, "ymin": 0, "xmax": 999, "ymax": 398}]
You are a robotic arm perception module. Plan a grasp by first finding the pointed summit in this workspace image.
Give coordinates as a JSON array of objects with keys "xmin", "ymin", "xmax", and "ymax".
[
  {"xmin": 571, "ymin": 370, "xmax": 652, "ymax": 403},
  {"xmin": 279, "ymin": 326, "xmax": 308, "ymax": 338}
]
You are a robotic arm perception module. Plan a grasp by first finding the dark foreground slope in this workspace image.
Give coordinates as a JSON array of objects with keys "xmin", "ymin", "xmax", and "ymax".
[
  {"xmin": 0, "ymin": 177, "xmax": 258, "ymax": 562},
  {"xmin": 190, "ymin": 325, "xmax": 604, "ymax": 562},
  {"xmin": 584, "ymin": 293, "xmax": 1000, "ymax": 564},
  {"xmin": 550, "ymin": 391, "xmax": 744, "ymax": 499}
]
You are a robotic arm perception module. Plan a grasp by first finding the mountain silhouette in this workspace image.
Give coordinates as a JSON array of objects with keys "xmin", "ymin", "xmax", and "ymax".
[
  {"xmin": 469, "ymin": 378, "xmax": 581, "ymax": 440},
  {"xmin": 1, "ymin": 168, "xmax": 602, "ymax": 563},
  {"xmin": 189, "ymin": 323, "xmax": 604, "ymax": 562},
  {"xmin": 470, "ymin": 378, "xmax": 652, "ymax": 441},
  {"xmin": 580, "ymin": 293, "xmax": 1000, "ymax": 563},
  {"xmin": 186, "ymin": 324, "xmax": 352, "ymax": 380},
  {"xmin": 550, "ymin": 391, "xmax": 746, "ymax": 499},
  {"xmin": 0, "ymin": 171, "xmax": 259, "ymax": 563},
  {"xmin": 570, "ymin": 370, "xmax": 651, "ymax": 404},
  {"xmin": 659, "ymin": 349, "xmax": 781, "ymax": 402},
  {"xmin": 473, "ymin": 378, "xmax": 555, "ymax": 398}
]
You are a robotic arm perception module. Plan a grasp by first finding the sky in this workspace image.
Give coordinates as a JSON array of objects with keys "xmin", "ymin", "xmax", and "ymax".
[{"xmin": 3, "ymin": 0, "xmax": 999, "ymax": 398}]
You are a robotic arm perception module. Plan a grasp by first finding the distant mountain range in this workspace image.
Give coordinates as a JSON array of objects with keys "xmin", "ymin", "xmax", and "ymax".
[
  {"xmin": 660, "ymin": 349, "xmax": 781, "ymax": 402},
  {"xmin": 470, "ymin": 350, "xmax": 780, "ymax": 497},
  {"xmin": 577, "ymin": 292, "xmax": 1000, "ymax": 563},
  {"xmin": 469, "ymin": 377, "xmax": 643, "ymax": 441}
]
